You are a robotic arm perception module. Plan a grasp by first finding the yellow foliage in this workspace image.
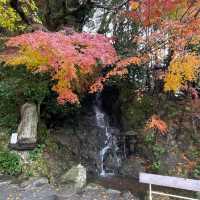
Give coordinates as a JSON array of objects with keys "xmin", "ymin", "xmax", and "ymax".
[
  {"xmin": 7, "ymin": 47, "xmax": 48, "ymax": 71},
  {"xmin": 130, "ymin": 1, "xmax": 139, "ymax": 10},
  {"xmin": 0, "ymin": 0, "xmax": 20, "ymax": 31},
  {"xmin": 52, "ymin": 65, "xmax": 77, "ymax": 91},
  {"xmin": 0, "ymin": 0, "xmax": 41, "ymax": 31},
  {"xmin": 164, "ymin": 54, "xmax": 200, "ymax": 92}
]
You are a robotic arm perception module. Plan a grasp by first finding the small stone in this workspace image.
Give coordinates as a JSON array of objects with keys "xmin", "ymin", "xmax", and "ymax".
[
  {"xmin": 32, "ymin": 177, "xmax": 49, "ymax": 187},
  {"xmin": 20, "ymin": 177, "xmax": 49, "ymax": 189},
  {"xmin": 196, "ymin": 192, "xmax": 200, "ymax": 199},
  {"xmin": 121, "ymin": 191, "xmax": 139, "ymax": 200},
  {"xmin": 106, "ymin": 189, "xmax": 121, "ymax": 194}
]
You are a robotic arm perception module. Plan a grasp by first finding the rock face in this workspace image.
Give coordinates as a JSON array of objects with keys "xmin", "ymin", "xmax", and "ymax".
[
  {"xmin": 120, "ymin": 157, "xmax": 145, "ymax": 179},
  {"xmin": 60, "ymin": 164, "xmax": 86, "ymax": 189},
  {"xmin": 17, "ymin": 103, "xmax": 38, "ymax": 147}
]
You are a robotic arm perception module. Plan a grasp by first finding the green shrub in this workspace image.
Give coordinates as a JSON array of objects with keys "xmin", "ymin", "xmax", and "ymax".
[
  {"xmin": 121, "ymin": 95, "xmax": 154, "ymax": 129},
  {"xmin": 153, "ymin": 144, "xmax": 166, "ymax": 160},
  {"xmin": 22, "ymin": 144, "xmax": 50, "ymax": 178},
  {"xmin": 151, "ymin": 161, "xmax": 161, "ymax": 172},
  {"xmin": 0, "ymin": 150, "xmax": 22, "ymax": 175},
  {"xmin": 192, "ymin": 164, "xmax": 200, "ymax": 178},
  {"xmin": 144, "ymin": 132, "xmax": 156, "ymax": 145},
  {"xmin": 29, "ymin": 144, "xmax": 46, "ymax": 161}
]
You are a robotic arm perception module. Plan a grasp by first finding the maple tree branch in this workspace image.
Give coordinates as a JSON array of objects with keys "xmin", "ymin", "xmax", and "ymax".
[
  {"xmin": 9, "ymin": 0, "xmax": 32, "ymax": 25},
  {"xmin": 180, "ymin": 2, "xmax": 194, "ymax": 22},
  {"xmin": 194, "ymin": 8, "xmax": 200, "ymax": 18}
]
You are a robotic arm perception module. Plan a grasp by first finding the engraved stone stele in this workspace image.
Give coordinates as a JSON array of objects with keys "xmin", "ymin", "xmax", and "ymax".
[{"xmin": 9, "ymin": 103, "xmax": 38, "ymax": 150}]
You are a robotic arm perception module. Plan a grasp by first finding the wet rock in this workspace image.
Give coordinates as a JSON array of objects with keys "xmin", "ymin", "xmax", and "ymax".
[
  {"xmin": 120, "ymin": 157, "xmax": 145, "ymax": 179},
  {"xmin": 160, "ymin": 151, "xmax": 181, "ymax": 175},
  {"xmin": 60, "ymin": 164, "xmax": 86, "ymax": 189}
]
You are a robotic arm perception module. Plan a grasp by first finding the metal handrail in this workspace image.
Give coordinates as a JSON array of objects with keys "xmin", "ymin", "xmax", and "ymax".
[
  {"xmin": 149, "ymin": 184, "xmax": 199, "ymax": 200},
  {"xmin": 139, "ymin": 173, "xmax": 200, "ymax": 200}
]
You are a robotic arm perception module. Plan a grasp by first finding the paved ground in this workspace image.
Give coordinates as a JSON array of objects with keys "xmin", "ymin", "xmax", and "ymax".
[{"xmin": 0, "ymin": 178, "xmax": 138, "ymax": 200}]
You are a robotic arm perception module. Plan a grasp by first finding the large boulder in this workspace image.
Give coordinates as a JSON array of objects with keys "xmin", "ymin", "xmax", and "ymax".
[
  {"xmin": 17, "ymin": 103, "xmax": 38, "ymax": 149},
  {"xmin": 60, "ymin": 164, "xmax": 86, "ymax": 189}
]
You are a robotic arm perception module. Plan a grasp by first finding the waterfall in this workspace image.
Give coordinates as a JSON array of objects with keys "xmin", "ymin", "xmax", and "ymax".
[{"xmin": 94, "ymin": 94, "xmax": 121, "ymax": 176}]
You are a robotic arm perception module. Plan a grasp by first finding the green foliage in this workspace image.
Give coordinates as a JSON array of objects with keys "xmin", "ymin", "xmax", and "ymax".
[
  {"xmin": 0, "ymin": 0, "xmax": 20, "ymax": 31},
  {"xmin": 193, "ymin": 165, "xmax": 200, "ymax": 178},
  {"xmin": 150, "ymin": 144, "xmax": 166, "ymax": 173},
  {"xmin": 143, "ymin": 132, "xmax": 166, "ymax": 173},
  {"xmin": 29, "ymin": 144, "xmax": 46, "ymax": 161},
  {"xmin": 0, "ymin": 134, "xmax": 21, "ymax": 176},
  {"xmin": 121, "ymin": 94, "xmax": 154, "ymax": 129},
  {"xmin": 0, "ymin": 65, "xmax": 50, "ymax": 103},
  {"xmin": 0, "ymin": 150, "xmax": 21, "ymax": 175},
  {"xmin": 153, "ymin": 144, "xmax": 166, "ymax": 160},
  {"xmin": 42, "ymin": 92, "xmax": 82, "ymax": 127},
  {"xmin": 23, "ymin": 156, "xmax": 49, "ymax": 178},
  {"xmin": 189, "ymin": 149, "xmax": 200, "ymax": 160},
  {"xmin": 37, "ymin": 124, "xmax": 49, "ymax": 144},
  {"xmin": 0, "ymin": 63, "xmax": 81, "ymax": 131},
  {"xmin": 151, "ymin": 161, "xmax": 161, "ymax": 172},
  {"xmin": 22, "ymin": 144, "xmax": 50, "ymax": 178},
  {"xmin": 0, "ymin": 64, "xmax": 50, "ymax": 131},
  {"xmin": 144, "ymin": 132, "xmax": 155, "ymax": 145}
]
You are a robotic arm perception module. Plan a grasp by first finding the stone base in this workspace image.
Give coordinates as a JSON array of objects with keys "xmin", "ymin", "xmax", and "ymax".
[{"xmin": 8, "ymin": 142, "xmax": 36, "ymax": 151}]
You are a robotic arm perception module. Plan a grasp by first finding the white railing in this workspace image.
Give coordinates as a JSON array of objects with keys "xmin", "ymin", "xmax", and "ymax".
[{"xmin": 139, "ymin": 173, "xmax": 200, "ymax": 200}]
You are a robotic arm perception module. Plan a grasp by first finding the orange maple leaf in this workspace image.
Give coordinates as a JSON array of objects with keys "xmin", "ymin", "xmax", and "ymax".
[{"xmin": 146, "ymin": 115, "xmax": 168, "ymax": 135}]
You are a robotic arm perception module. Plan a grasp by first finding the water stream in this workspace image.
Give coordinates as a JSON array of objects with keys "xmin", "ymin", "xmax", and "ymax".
[{"xmin": 94, "ymin": 94, "xmax": 121, "ymax": 176}]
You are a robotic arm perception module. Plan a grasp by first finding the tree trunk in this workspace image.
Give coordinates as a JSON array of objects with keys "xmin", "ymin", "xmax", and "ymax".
[{"xmin": 37, "ymin": 0, "xmax": 93, "ymax": 31}]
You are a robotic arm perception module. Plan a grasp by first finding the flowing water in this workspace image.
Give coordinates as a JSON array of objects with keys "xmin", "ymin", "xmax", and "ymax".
[{"xmin": 94, "ymin": 95, "xmax": 121, "ymax": 176}]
